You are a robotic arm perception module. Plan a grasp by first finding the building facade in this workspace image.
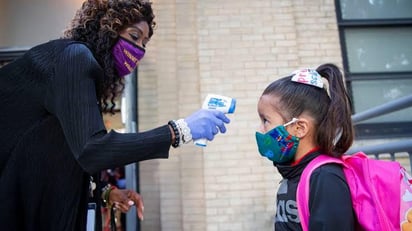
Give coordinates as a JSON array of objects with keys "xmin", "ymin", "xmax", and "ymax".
[
  {"xmin": 137, "ymin": 1, "xmax": 343, "ymax": 230},
  {"xmin": 1, "ymin": 0, "xmax": 411, "ymax": 230}
]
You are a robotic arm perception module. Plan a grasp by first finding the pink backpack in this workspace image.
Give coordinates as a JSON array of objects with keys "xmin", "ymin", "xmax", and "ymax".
[{"xmin": 296, "ymin": 152, "xmax": 412, "ymax": 231}]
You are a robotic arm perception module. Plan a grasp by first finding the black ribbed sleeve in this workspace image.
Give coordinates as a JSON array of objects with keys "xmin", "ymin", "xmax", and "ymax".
[{"xmin": 45, "ymin": 43, "xmax": 170, "ymax": 174}]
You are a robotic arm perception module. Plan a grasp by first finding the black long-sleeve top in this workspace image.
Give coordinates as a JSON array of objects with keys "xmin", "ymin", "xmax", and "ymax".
[
  {"xmin": 0, "ymin": 39, "xmax": 171, "ymax": 231},
  {"xmin": 274, "ymin": 151, "xmax": 356, "ymax": 231}
]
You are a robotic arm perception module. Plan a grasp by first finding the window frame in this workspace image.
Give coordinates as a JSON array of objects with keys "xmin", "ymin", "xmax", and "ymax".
[
  {"xmin": 0, "ymin": 47, "xmax": 29, "ymax": 67},
  {"xmin": 335, "ymin": 0, "xmax": 412, "ymax": 139}
]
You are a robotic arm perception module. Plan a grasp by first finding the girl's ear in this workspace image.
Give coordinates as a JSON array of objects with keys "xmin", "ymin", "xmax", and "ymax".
[{"xmin": 294, "ymin": 118, "xmax": 311, "ymax": 139}]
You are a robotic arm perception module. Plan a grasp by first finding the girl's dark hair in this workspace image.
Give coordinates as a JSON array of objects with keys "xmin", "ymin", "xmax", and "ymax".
[
  {"xmin": 262, "ymin": 63, "xmax": 354, "ymax": 156},
  {"xmin": 62, "ymin": 0, "xmax": 156, "ymax": 113}
]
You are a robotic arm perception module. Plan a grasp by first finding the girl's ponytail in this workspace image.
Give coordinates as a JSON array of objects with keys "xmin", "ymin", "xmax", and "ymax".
[{"xmin": 316, "ymin": 63, "xmax": 354, "ymax": 155}]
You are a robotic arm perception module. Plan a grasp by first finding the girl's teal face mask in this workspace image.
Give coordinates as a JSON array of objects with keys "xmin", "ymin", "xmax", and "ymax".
[{"xmin": 255, "ymin": 118, "xmax": 300, "ymax": 164}]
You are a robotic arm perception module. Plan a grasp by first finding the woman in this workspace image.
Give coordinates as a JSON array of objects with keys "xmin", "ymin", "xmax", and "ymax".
[{"xmin": 0, "ymin": 0, "xmax": 230, "ymax": 230}]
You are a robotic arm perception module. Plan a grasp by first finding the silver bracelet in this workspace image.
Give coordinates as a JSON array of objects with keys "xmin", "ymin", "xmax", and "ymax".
[{"xmin": 175, "ymin": 119, "xmax": 192, "ymax": 144}]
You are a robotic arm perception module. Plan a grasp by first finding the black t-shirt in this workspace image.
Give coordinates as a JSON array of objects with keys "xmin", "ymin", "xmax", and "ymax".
[{"xmin": 274, "ymin": 152, "xmax": 355, "ymax": 231}]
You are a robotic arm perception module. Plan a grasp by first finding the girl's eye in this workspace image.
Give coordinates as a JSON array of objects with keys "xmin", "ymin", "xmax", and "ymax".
[{"xmin": 260, "ymin": 119, "xmax": 269, "ymax": 129}]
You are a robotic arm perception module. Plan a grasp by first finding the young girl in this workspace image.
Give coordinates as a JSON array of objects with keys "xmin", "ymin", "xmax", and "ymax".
[{"xmin": 255, "ymin": 63, "xmax": 356, "ymax": 230}]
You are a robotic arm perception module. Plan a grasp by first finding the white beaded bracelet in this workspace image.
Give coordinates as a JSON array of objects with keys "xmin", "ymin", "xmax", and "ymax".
[{"xmin": 175, "ymin": 119, "xmax": 192, "ymax": 144}]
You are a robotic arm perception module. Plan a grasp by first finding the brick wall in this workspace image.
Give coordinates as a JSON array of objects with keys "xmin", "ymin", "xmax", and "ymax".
[{"xmin": 138, "ymin": 0, "xmax": 342, "ymax": 230}]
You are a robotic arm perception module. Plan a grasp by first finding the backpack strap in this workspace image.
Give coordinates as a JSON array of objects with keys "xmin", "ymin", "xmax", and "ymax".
[{"xmin": 296, "ymin": 155, "xmax": 343, "ymax": 231}]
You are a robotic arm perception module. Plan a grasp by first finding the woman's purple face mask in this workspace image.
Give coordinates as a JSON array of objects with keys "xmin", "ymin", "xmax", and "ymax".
[
  {"xmin": 112, "ymin": 21, "xmax": 150, "ymax": 76},
  {"xmin": 112, "ymin": 37, "xmax": 145, "ymax": 76}
]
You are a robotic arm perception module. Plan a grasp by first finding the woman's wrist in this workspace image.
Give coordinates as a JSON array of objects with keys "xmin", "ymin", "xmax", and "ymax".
[
  {"xmin": 101, "ymin": 184, "xmax": 117, "ymax": 208},
  {"xmin": 168, "ymin": 121, "xmax": 180, "ymax": 148},
  {"xmin": 168, "ymin": 124, "xmax": 176, "ymax": 143},
  {"xmin": 168, "ymin": 120, "xmax": 192, "ymax": 148}
]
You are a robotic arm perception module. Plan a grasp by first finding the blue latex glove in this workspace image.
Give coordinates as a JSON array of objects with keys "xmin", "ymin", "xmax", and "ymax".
[{"xmin": 185, "ymin": 109, "xmax": 231, "ymax": 141}]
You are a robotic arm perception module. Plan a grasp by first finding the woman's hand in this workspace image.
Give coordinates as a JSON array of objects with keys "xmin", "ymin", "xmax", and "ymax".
[{"xmin": 109, "ymin": 188, "xmax": 144, "ymax": 220}]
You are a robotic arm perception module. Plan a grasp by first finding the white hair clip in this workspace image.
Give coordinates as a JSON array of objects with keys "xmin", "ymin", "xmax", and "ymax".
[{"xmin": 291, "ymin": 68, "xmax": 330, "ymax": 98}]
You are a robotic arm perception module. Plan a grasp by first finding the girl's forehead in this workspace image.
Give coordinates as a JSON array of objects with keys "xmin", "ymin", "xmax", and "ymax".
[
  {"xmin": 258, "ymin": 94, "xmax": 279, "ymax": 107},
  {"xmin": 258, "ymin": 95, "xmax": 283, "ymax": 116}
]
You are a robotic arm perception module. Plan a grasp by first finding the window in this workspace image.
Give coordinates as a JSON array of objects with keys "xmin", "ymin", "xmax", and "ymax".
[
  {"xmin": 335, "ymin": 0, "xmax": 412, "ymax": 139},
  {"xmin": 0, "ymin": 47, "xmax": 28, "ymax": 68}
]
